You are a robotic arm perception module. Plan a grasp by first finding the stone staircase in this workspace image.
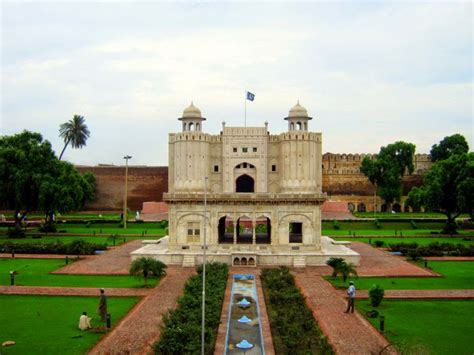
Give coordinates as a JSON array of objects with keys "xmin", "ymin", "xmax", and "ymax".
[
  {"xmin": 293, "ymin": 256, "xmax": 306, "ymax": 268},
  {"xmin": 182, "ymin": 255, "xmax": 196, "ymax": 267}
]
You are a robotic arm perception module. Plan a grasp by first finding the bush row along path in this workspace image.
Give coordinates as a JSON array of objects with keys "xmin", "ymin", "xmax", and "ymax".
[{"xmin": 89, "ymin": 266, "xmax": 195, "ymax": 355}]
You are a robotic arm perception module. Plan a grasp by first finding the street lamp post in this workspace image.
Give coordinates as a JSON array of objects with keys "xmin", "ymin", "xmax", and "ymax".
[
  {"xmin": 123, "ymin": 155, "xmax": 132, "ymax": 229},
  {"xmin": 201, "ymin": 176, "xmax": 208, "ymax": 355}
]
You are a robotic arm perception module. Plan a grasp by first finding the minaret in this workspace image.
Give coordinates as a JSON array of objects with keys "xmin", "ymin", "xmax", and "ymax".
[
  {"xmin": 284, "ymin": 100, "xmax": 313, "ymax": 131},
  {"xmin": 178, "ymin": 101, "xmax": 206, "ymax": 132}
]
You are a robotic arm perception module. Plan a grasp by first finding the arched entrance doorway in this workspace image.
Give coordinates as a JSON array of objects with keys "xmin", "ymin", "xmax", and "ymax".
[
  {"xmin": 236, "ymin": 174, "xmax": 254, "ymax": 193},
  {"xmin": 218, "ymin": 216, "xmax": 234, "ymax": 244}
]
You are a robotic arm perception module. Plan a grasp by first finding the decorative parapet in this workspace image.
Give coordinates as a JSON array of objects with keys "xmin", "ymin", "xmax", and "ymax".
[{"xmin": 164, "ymin": 192, "xmax": 327, "ymax": 205}]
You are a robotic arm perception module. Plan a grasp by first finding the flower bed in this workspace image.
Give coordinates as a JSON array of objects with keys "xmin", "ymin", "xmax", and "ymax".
[
  {"xmin": 261, "ymin": 267, "xmax": 334, "ymax": 354},
  {"xmin": 154, "ymin": 262, "xmax": 228, "ymax": 354}
]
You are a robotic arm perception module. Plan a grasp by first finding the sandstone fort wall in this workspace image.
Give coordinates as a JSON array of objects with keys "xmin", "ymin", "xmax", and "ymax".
[{"xmin": 77, "ymin": 154, "xmax": 430, "ymax": 211}]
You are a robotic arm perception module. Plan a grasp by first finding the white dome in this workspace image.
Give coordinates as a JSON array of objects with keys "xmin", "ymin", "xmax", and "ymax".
[
  {"xmin": 182, "ymin": 101, "xmax": 202, "ymax": 118},
  {"xmin": 288, "ymin": 100, "xmax": 309, "ymax": 118}
]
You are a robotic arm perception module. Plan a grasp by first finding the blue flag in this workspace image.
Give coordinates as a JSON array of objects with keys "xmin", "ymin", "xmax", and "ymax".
[{"xmin": 246, "ymin": 91, "xmax": 255, "ymax": 101}]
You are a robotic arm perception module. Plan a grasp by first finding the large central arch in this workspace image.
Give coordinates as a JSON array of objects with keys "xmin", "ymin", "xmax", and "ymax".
[{"xmin": 236, "ymin": 174, "xmax": 254, "ymax": 193}]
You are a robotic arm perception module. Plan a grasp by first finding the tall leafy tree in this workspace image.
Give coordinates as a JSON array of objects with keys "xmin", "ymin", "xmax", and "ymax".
[
  {"xmin": 0, "ymin": 130, "xmax": 95, "ymax": 232},
  {"xmin": 58, "ymin": 114, "xmax": 90, "ymax": 160},
  {"xmin": 360, "ymin": 141, "xmax": 416, "ymax": 211},
  {"xmin": 430, "ymin": 134, "xmax": 469, "ymax": 162},
  {"xmin": 408, "ymin": 152, "xmax": 473, "ymax": 233}
]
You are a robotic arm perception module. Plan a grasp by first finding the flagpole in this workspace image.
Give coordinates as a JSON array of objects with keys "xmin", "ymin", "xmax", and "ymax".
[{"xmin": 244, "ymin": 90, "xmax": 247, "ymax": 127}]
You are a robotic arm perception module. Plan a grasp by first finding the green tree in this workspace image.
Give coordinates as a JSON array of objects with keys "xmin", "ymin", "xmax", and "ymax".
[
  {"xmin": 129, "ymin": 257, "xmax": 167, "ymax": 286},
  {"xmin": 430, "ymin": 134, "xmax": 469, "ymax": 162},
  {"xmin": 335, "ymin": 262, "xmax": 358, "ymax": 282},
  {"xmin": 0, "ymin": 131, "xmax": 56, "ymax": 231},
  {"xmin": 0, "ymin": 130, "xmax": 95, "ymax": 232},
  {"xmin": 416, "ymin": 153, "xmax": 473, "ymax": 233},
  {"xmin": 58, "ymin": 115, "xmax": 90, "ymax": 160},
  {"xmin": 360, "ymin": 141, "xmax": 416, "ymax": 211}
]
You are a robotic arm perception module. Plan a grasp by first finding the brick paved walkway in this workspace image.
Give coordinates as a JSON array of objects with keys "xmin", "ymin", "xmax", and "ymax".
[
  {"xmin": 53, "ymin": 240, "xmax": 142, "ymax": 275},
  {"xmin": 351, "ymin": 242, "xmax": 435, "ymax": 277},
  {"xmin": 293, "ymin": 271, "xmax": 396, "ymax": 355},
  {"xmin": 89, "ymin": 266, "xmax": 195, "ymax": 355},
  {"xmin": 0, "ymin": 285, "xmax": 151, "ymax": 297},
  {"xmin": 424, "ymin": 256, "xmax": 474, "ymax": 261}
]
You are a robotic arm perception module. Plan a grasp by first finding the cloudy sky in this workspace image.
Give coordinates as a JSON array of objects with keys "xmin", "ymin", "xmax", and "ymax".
[{"xmin": 1, "ymin": 1, "xmax": 472, "ymax": 166}]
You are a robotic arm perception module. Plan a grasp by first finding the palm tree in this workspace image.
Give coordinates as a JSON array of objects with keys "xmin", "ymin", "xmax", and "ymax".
[
  {"xmin": 58, "ymin": 115, "xmax": 90, "ymax": 160},
  {"xmin": 335, "ymin": 262, "xmax": 358, "ymax": 283},
  {"xmin": 129, "ymin": 257, "xmax": 167, "ymax": 286}
]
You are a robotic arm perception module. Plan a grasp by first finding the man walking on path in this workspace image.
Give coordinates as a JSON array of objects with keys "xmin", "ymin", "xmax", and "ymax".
[
  {"xmin": 345, "ymin": 281, "xmax": 356, "ymax": 313},
  {"xmin": 97, "ymin": 288, "xmax": 108, "ymax": 322}
]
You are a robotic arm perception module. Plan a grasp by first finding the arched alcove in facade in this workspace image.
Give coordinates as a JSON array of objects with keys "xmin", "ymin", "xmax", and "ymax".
[{"xmin": 236, "ymin": 174, "xmax": 254, "ymax": 193}]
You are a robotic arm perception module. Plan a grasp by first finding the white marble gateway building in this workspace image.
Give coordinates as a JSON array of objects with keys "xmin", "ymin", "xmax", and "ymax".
[{"xmin": 132, "ymin": 102, "xmax": 359, "ymax": 267}]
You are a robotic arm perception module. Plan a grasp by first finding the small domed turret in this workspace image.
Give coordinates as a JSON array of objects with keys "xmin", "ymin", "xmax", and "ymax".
[
  {"xmin": 284, "ymin": 100, "xmax": 313, "ymax": 131},
  {"xmin": 179, "ymin": 101, "xmax": 206, "ymax": 132}
]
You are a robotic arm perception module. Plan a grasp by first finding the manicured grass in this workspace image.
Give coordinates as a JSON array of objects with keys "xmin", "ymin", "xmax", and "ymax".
[
  {"xmin": 322, "ymin": 221, "xmax": 447, "ymax": 230},
  {"xmin": 357, "ymin": 300, "xmax": 474, "ymax": 355},
  {"xmin": 0, "ymin": 294, "xmax": 138, "ymax": 354},
  {"xmin": 49, "ymin": 223, "xmax": 166, "ymax": 235},
  {"xmin": 332, "ymin": 236, "xmax": 474, "ymax": 246},
  {"xmin": 327, "ymin": 261, "xmax": 474, "ymax": 290},
  {"xmin": 0, "ymin": 259, "xmax": 157, "ymax": 288},
  {"xmin": 0, "ymin": 234, "xmax": 161, "ymax": 246},
  {"xmin": 353, "ymin": 212, "xmax": 470, "ymax": 219}
]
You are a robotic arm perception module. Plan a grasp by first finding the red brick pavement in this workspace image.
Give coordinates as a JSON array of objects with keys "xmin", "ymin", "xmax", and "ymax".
[
  {"xmin": 89, "ymin": 266, "xmax": 195, "ymax": 355},
  {"xmin": 294, "ymin": 270, "xmax": 396, "ymax": 355},
  {"xmin": 0, "ymin": 285, "xmax": 151, "ymax": 297},
  {"xmin": 350, "ymin": 242, "xmax": 435, "ymax": 277},
  {"xmin": 53, "ymin": 240, "xmax": 142, "ymax": 275}
]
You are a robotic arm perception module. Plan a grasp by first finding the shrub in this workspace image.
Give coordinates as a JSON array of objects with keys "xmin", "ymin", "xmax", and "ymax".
[
  {"xmin": 369, "ymin": 285, "xmax": 385, "ymax": 307},
  {"xmin": 374, "ymin": 240, "xmax": 384, "ymax": 247},
  {"xmin": 154, "ymin": 262, "xmax": 228, "ymax": 354},
  {"xmin": 39, "ymin": 223, "xmax": 57, "ymax": 233},
  {"xmin": 261, "ymin": 267, "xmax": 334, "ymax": 354},
  {"xmin": 7, "ymin": 228, "xmax": 26, "ymax": 239},
  {"xmin": 255, "ymin": 224, "xmax": 267, "ymax": 233},
  {"xmin": 158, "ymin": 220, "xmax": 169, "ymax": 229},
  {"xmin": 407, "ymin": 249, "xmax": 421, "ymax": 261},
  {"xmin": 0, "ymin": 240, "xmax": 106, "ymax": 255},
  {"xmin": 326, "ymin": 257, "xmax": 345, "ymax": 278},
  {"xmin": 374, "ymin": 219, "xmax": 382, "ymax": 229},
  {"xmin": 332, "ymin": 219, "xmax": 340, "ymax": 230}
]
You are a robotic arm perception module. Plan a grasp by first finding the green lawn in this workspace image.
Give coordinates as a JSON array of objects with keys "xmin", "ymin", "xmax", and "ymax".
[
  {"xmin": 327, "ymin": 261, "xmax": 474, "ymax": 290},
  {"xmin": 357, "ymin": 300, "xmax": 474, "ymax": 355},
  {"xmin": 0, "ymin": 259, "xmax": 157, "ymax": 288},
  {"xmin": 324, "ymin": 229, "xmax": 471, "ymax": 236},
  {"xmin": 352, "ymin": 212, "xmax": 470, "ymax": 219},
  {"xmin": 0, "ymin": 234, "xmax": 162, "ymax": 246},
  {"xmin": 54, "ymin": 222, "xmax": 166, "ymax": 235},
  {"xmin": 0, "ymin": 294, "xmax": 138, "ymax": 354},
  {"xmin": 332, "ymin": 236, "xmax": 474, "ymax": 246}
]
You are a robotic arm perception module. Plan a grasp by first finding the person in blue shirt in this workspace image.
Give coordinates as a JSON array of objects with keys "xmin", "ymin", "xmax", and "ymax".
[{"xmin": 345, "ymin": 281, "xmax": 356, "ymax": 313}]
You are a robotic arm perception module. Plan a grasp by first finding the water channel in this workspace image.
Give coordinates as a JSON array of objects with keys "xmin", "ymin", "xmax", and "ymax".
[{"xmin": 224, "ymin": 274, "xmax": 265, "ymax": 355}]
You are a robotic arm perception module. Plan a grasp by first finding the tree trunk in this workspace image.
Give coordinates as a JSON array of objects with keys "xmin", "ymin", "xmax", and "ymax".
[
  {"xmin": 443, "ymin": 213, "xmax": 458, "ymax": 235},
  {"xmin": 59, "ymin": 139, "xmax": 70, "ymax": 160}
]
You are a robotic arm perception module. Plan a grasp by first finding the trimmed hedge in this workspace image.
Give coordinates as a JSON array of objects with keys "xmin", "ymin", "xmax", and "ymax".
[
  {"xmin": 261, "ymin": 267, "xmax": 334, "ymax": 354},
  {"xmin": 389, "ymin": 242, "xmax": 474, "ymax": 257},
  {"xmin": 154, "ymin": 262, "xmax": 228, "ymax": 354},
  {"xmin": 0, "ymin": 239, "xmax": 107, "ymax": 255}
]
